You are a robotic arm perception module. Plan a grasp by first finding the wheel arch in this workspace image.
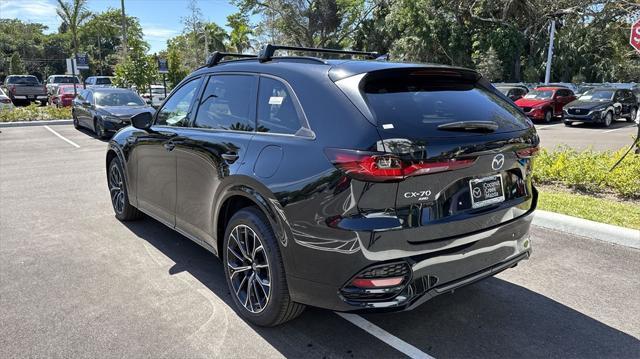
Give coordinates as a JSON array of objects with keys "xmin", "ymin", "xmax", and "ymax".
[{"xmin": 213, "ymin": 178, "xmax": 289, "ymax": 258}]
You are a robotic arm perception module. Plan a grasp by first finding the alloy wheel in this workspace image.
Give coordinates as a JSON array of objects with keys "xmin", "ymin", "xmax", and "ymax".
[
  {"xmin": 545, "ymin": 111, "xmax": 552, "ymax": 123},
  {"xmin": 108, "ymin": 163, "xmax": 125, "ymax": 214},
  {"xmin": 227, "ymin": 224, "xmax": 271, "ymax": 314},
  {"xmin": 605, "ymin": 112, "xmax": 612, "ymax": 127}
]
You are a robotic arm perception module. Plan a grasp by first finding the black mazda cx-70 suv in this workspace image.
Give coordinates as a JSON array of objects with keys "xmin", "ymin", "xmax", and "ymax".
[{"xmin": 106, "ymin": 45, "xmax": 539, "ymax": 326}]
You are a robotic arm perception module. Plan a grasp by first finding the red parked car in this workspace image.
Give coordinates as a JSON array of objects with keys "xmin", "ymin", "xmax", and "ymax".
[
  {"xmin": 49, "ymin": 85, "xmax": 77, "ymax": 107},
  {"xmin": 514, "ymin": 86, "xmax": 576, "ymax": 123}
]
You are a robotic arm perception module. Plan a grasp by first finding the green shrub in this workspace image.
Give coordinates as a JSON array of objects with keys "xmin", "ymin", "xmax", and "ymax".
[
  {"xmin": 0, "ymin": 104, "xmax": 71, "ymax": 122},
  {"xmin": 533, "ymin": 146, "xmax": 640, "ymax": 199}
]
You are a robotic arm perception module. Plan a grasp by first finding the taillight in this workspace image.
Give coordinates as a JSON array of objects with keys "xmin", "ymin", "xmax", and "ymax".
[
  {"xmin": 325, "ymin": 148, "xmax": 476, "ymax": 182},
  {"xmin": 0, "ymin": 98, "xmax": 11, "ymax": 104},
  {"xmin": 516, "ymin": 146, "xmax": 539, "ymax": 158},
  {"xmin": 9, "ymin": 85, "xmax": 16, "ymax": 94}
]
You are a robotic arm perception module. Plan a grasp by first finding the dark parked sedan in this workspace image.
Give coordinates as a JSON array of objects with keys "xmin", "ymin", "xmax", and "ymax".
[
  {"xmin": 72, "ymin": 88, "xmax": 154, "ymax": 138},
  {"xmin": 563, "ymin": 88, "xmax": 638, "ymax": 127}
]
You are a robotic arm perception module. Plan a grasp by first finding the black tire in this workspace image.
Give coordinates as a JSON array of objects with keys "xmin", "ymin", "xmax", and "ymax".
[
  {"xmin": 72, "ymin": 110, "xmax": 80, "ymax": 129},
  {"xmin": 95, "ymin": 118, "xmax": 107, "ymax": 139},
  {"xmin": 544, "ymin": 109, "xmax": 552, "ymax": 123},
  {"xmin": 563, "ymin": 121, "xmax": 572, "ymax": 127},
  {"xmin": 223, "ymin": 207, "xmax": 305, "ymax": 326},
  {"xmin": 107, "ymin": 157, "xmax": 142, "ymax": 221},
  {"xmin": 602, "ymin": 111, "xmax": 613, "ymax": 128},
  {"xmin": 627, "ymin": 107, "xmax": 637, "ymax": 123}
]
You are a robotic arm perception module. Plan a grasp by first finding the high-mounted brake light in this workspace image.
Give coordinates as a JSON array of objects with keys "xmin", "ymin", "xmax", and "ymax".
[
  {"xmin": 325, "ymin": 148, "xmax": 476, "ymax": 182},
  {"xmin": 516, "ymin": 146, "xmax": 539, "ymax": 158}
]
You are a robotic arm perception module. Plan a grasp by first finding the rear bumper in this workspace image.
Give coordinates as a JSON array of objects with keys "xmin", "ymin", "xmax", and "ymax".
[{"xmin": 286, "ymin": 188, "xmax": 537, "ymax": 312}]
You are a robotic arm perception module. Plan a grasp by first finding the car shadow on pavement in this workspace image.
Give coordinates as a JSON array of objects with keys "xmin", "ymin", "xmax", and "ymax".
[
  {"xmin": 122, "ymin": 217, "xmax": 640, "ymax": 358},
  {"xmin": 75, "ymin": 126, "xmax": 111, "ymax": 142}
]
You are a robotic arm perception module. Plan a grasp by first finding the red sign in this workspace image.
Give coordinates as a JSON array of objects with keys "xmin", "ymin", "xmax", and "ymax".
[{"xmin": 631, "ymin": 19, "xmax": 640, "ymax": 54}]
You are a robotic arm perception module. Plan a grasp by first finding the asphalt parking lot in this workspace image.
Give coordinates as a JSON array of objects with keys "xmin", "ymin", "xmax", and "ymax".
[
  {"xmin": 1, "ymin": 124, "xmax": 639, "ymax": 358},
  {"xmin": 536, "ymin": 120, "xmax": 637, "ymax": 151}
]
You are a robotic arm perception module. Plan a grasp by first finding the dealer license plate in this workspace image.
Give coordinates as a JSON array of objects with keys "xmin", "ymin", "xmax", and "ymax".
[{"xmin": 469, "ymin": 174, "xmax": 505, "ymax": 209}]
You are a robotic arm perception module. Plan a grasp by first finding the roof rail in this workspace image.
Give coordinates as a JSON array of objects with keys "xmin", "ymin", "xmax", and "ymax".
[
  {"xmin": 206, "ymin": 51, "xmax": 257, "ymax": 67},
  {"xmin": 258, "ymin": 44, "xmax": 378, "ymax": 63}
]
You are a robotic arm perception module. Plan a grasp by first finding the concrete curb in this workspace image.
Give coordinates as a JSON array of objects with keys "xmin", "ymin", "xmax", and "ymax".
[
  {"xmin": 532, "ymin": 210, "xmax": 639, "ymax": 249},
  {"xmin": 0, "ymin": 119, "xmax": 73, "ymax": 128}
]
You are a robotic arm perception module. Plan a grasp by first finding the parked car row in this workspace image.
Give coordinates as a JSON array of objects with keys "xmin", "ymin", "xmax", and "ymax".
[{"xmin": 492, "ymin": 82, "xmax": 639, "ymax": 127}]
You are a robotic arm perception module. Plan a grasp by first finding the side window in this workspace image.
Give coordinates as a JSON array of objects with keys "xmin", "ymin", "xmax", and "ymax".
[
  {"xmin": 156, "ymin": 77, "xmax": 203, "ymax": 127},
  {"xmin": 194, "ymin": 74, "xmax": 256, "ymax": 131},
  {"xmin": 257, "ymin": 77, "xmax": 302, "ymax": 135},
  {"xmin": 85, "ymin": 91, "xmax": 93, "ymax": 104}
]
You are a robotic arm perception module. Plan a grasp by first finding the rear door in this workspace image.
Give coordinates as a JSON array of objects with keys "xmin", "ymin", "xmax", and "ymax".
[{"xmin": 174, "ymin": 73, "xmax": 257, "ymax": 248}]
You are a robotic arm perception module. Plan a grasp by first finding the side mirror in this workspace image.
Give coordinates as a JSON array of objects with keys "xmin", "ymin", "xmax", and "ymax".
[
  {"xmin": 131, "ymin": 112, "xmax": 153, "ymax": 131},
  {"xmin": 82, "ymin": 101, "xmax": 91, "ymax": 106}
]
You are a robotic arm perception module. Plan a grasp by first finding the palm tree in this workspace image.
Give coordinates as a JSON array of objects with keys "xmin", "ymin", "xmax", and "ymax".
[
  {"xmin": 227, "ymin": 13, "xmax": 252, "ymax": 54},
  {"xmin": 56, "ymin": 0, "xmax": 91, "ymax": 60},
  {"xmin": 204, "ymin": 23, "xmax": 228, "ymax": 53}
]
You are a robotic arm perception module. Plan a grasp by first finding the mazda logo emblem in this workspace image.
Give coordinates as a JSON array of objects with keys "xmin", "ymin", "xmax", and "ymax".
[
  {"xmin": 492, "ymin": 154, "xmax": 505, "ymax": 171},
  {"xmin": 473, "ymin": 187, "xmax": 482, "ymax": 198}
]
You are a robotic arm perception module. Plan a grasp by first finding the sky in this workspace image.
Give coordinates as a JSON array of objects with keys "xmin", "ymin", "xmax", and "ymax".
[{"xmin": 0, "ymin": 0, "xmax": 241, "ymax": 53}]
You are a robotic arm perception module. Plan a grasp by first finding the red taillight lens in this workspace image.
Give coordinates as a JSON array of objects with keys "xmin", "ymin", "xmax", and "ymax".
[
  {"xmin": 325, "ymin": 148, "xmax": 476, "ymax": 182},
  {"xmin": 516, "ymin": 146, "xmax": 539, "ymax": 158}
]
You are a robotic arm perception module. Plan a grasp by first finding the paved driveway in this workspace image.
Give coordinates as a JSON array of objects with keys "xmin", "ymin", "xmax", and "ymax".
[{"xmin": 1, "ymin": 125, "xmax": 638, "ymax": 358}]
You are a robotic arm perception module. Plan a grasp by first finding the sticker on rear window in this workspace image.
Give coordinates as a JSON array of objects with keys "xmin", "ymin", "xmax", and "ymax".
[
  {"xmin": 382, "ymin": 123, "xmax": 394, "ymax": 129},
  {"xmin": 269, "ymin": 96, "xmax": 283, "ymax": 105}
]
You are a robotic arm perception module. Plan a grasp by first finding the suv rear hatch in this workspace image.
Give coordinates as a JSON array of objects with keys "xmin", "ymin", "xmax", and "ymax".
[{"xmin": 330, "ymin": 66, "xmax": 539, "ymax": 241}]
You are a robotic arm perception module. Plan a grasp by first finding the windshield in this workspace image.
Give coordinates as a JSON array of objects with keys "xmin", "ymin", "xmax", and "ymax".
[
  {"xmin": 579, "ymin": 90, "xmax": 614, "ymax": 101},
  {"xmin": 7, "ymin": 76, "xmax": 39, "ymax": 85},
  {"xmin": 576, "ymin": 86, "xmax": 593, "ymax": 94},
  {"xmin": 95, "ymin": 91, "xmax": 145, "ymax": 106},
  {"xmin": 53, "ymin": 76, "xmax": 79, "ymax": 84},
  {"xmin": 523, "ymin": 90, "xmax": 553, "ymax": 100},
  {"xmin": 95, "ymin": 78, "xmax": 112, "ymax": 85}
]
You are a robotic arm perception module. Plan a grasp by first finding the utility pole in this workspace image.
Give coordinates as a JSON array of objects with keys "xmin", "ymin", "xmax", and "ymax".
[
  {"xmin": 121, "ymin": 0, "xmax": 127, "ymax": 59},
  {"xmin": 544, "ymin": 19, "xmax": 556, "ymax": 85}
]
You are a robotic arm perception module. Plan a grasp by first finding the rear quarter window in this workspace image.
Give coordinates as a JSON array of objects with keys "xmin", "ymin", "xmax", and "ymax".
[{"xmin": 257, "ymin": 77, "xmax": 303, "ymax": 135}]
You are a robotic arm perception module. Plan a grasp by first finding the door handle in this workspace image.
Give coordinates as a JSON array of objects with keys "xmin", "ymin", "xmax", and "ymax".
[
  {"xmin": 163, "ymin": 141, "xmax": 176, "ymax": 151},
  {"xmin": 221, "ymin": 152, "xmax": 239, "ymax": 163}
]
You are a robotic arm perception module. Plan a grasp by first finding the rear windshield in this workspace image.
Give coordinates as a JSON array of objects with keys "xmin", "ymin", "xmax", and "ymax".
[
  {"xmin": 59, "ymin": 87, "xmax": 75, "ymax": 94},
  {"xmin": 151, "ymin": 88, "xmax": 165, "ymax": 94},
  {"xmin": 7, "ymin": 76, "xmax": 39, "ymax": 85},
  {"xmin": 364, "ymin": 79, "xmax": 525, "ymax": 128},
  {"xmin": 95, "ymin": 78, "xmax": 112, "ymax": 85},
  {"xmin": 53, "ymin": 76, "xmax": 79, "ymax": 84},
  {"xmin": 95, "ymin": 91, "xmax": 145, "ymax": 106}
]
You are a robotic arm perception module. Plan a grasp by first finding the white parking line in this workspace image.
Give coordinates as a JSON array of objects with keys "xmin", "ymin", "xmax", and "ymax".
[
  {"xmin": 44, "ymin": 125, "xmax": 80, "ymax": 148},
  {"xmin": 536, "ymin": 123, "xmax": 562, "ymax": 130},
  {"xmin": 335, "ymin": 312, "xmax": 435, "ymax": 359},
  {"xmin": 601, "ymin": 124, "xmax": 635, "ymax": 133}
]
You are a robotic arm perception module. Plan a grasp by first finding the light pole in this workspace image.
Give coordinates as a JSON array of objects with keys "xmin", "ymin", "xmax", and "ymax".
[
  {"xmin": 121, "ymin": 0, "xmax": 127, "ymax": 59},
  {"xmin": 544, "ymin": 19, "xmax": 556, "ymax": 85}
]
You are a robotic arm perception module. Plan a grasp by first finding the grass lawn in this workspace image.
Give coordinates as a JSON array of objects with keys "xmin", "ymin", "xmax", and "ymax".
[{"xmin": 538, "ymin": 190, "xmax": 640, "ymax": 230}]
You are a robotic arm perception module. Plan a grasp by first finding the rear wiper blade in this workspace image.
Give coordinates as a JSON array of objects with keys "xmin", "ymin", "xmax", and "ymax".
[{"xmin": 437, "ymin": 121, "xmax": 498, "ymax": 133}]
